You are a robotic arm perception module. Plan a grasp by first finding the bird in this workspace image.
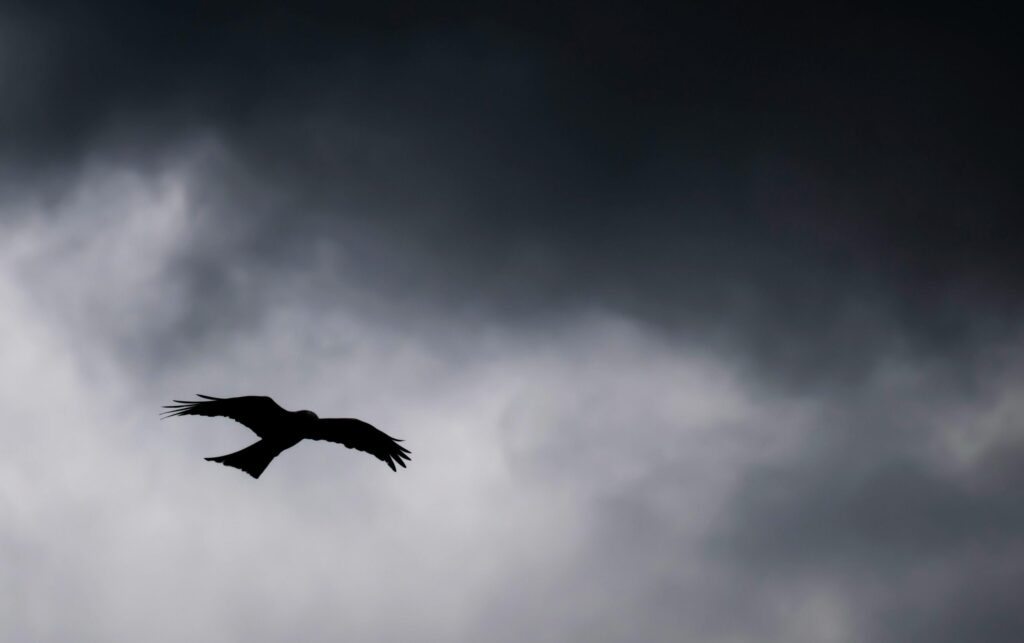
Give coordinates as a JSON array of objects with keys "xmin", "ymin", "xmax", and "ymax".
[{"xmin": 161, "ymin": 394, "xmax": 411, "ymax": 478}]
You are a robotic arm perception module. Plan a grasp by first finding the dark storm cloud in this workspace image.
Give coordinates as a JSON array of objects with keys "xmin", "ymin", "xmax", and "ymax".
[{"xmin": 3, "ymin": 2, "xmax": 1020, "ymax": 380}]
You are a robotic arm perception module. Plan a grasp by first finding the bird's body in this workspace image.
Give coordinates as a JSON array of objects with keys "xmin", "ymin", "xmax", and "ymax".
[{"xmin": 161, "ymin": 395, "xmax": 411, "ymax": 478}]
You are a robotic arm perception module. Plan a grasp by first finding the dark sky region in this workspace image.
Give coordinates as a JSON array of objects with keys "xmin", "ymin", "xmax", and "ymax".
[{"xmin": 1, "ymin": 3, "xmax": 1021, "ymax": 641}]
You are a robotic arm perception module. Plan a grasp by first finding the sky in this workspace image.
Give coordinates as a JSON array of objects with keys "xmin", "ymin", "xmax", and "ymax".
[{"xmin": 1, "ymin": 3, "xmax": 1021, "ymax": 642}]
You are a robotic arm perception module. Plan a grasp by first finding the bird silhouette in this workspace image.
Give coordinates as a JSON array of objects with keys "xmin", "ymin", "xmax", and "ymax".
[{"xmin": 161, "ymin": 395, "xmax": 411, "ymax": 478}]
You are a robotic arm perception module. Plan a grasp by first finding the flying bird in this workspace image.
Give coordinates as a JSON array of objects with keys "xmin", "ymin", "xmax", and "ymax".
[{"xmin": 161, "ymin": 395, "xmax": 411, "ymax": 478}]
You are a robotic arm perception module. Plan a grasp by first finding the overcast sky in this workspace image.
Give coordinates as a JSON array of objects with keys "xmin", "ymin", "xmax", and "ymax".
[{"xmin": 1, "ymin": 4, "xmax": 1021, "ymax": 642}]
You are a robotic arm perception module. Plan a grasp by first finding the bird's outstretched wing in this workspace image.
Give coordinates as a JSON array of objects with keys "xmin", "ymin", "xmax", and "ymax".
[
  {"xmin": 304, "ymin": 418, "xmax": 412, "ymax": 471},
  {"xmin": 161, "ymin": 395, "xmax": 289, "ymax": 438}
]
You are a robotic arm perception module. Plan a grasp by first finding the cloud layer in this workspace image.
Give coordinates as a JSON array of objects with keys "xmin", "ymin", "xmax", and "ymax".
[{"xmin": 1, "ymin": 4, "xmax": 1022, "ymax": 642}]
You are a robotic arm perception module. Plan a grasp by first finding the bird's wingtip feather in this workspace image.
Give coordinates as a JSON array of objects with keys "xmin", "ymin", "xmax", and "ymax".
[{"xmin": 205, "ymin": 455, "xmax": 260, "ymax": 478}]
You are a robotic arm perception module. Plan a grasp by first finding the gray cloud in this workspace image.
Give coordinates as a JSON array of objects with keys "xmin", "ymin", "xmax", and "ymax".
[
  {"xmin": 713, "ymin": 349, "xmax": 1024, "ymax": 641},
  {"xmin": 0, "ymin": 173, "xmax": 784, "ymax": 641}
]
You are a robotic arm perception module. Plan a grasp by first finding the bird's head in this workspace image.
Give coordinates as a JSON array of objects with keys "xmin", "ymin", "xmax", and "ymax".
[{"xmin": 298, "ymin": 410, "xmax": 319, "ymax": 420}]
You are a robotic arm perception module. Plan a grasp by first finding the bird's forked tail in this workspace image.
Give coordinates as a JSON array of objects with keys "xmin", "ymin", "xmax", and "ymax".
[{"xmin": 205, "ymin": 439, "xmax": 291, "ymax": 479}]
